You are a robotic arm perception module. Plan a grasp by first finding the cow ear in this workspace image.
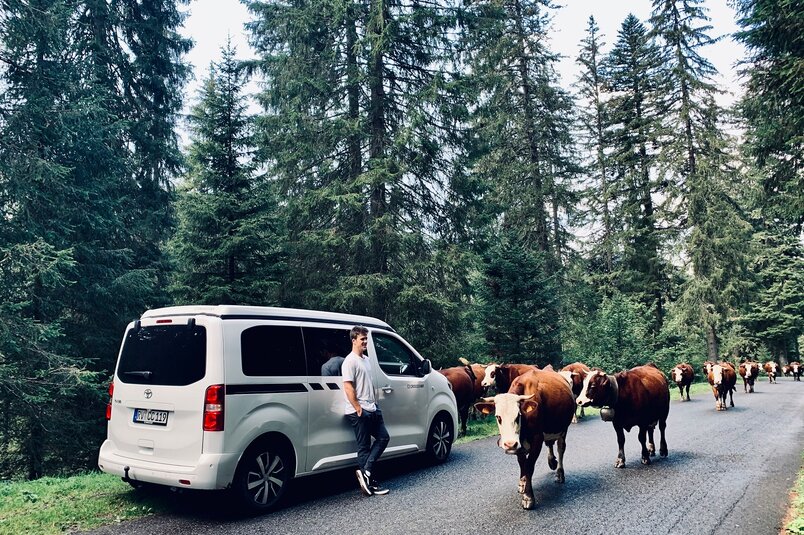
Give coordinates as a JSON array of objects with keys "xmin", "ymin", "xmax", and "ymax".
[
  {"xmin": 474, "ymin": 401, "xmax": 495, "ymax": 415},
  {"xmin": 520, "ymin": 399, "xmax": 538, "ymax": 414}
]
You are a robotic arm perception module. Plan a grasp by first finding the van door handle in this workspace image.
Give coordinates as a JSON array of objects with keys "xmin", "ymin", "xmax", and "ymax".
[{"xmin": 381, "ymin": 385, "xmax": 393, "ymax": 394}]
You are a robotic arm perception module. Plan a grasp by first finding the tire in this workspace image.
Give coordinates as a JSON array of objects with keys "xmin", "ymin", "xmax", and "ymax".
[
  {"xmin": 232, "ymin": 440, "xmax": 293, "ymax": 513},
  {"xmin": 425, "ymin": 412, "xmax": 454, "ymax": 463}
]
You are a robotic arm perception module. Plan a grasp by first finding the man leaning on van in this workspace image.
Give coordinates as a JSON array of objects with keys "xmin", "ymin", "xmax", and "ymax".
[{"xmin": 342, "ymin": 325, "xmax": 391, "ymax": 496}]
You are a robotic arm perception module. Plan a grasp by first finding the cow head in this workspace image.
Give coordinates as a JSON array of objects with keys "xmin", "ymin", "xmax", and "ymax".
[
  {"xmin": 481, "ymin": 364, "xmax": 499, "ymax": 388},
  {"xmin": 475, "ymin": 394, "xmax": 537, "ymax": 454},
  {"xmin": 711, "ymin": 364, "xmax": 725, "ymax": 386},
  {"xmin": 576, "ymin": 370, "xmax": 612, "ymax": 408},
  {"xmin": 671, "ymin": 367, "xmax": 683, "ymax": 383}
]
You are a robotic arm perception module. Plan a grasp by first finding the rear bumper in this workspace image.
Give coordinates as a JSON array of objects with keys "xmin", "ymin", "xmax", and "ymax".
[{"xmin": 97, "ymin": 440, "xmax": 240, "ymax": 490}]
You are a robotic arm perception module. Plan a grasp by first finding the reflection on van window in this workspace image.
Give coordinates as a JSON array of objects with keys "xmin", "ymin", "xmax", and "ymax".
[
  {"xmin": 303, "ymin": 327, "xmax": 351, "ymax": 376},
  {"xmin": 373, "ymin": 333, "xmax": 420, "ymax": 376},
  {"xmin": 118, "ymin": 325, "xmax": 207, "ymax": 386},
  {"xmin": 241, "ymin": 326, "xmax": 306, "ymax": 376}
]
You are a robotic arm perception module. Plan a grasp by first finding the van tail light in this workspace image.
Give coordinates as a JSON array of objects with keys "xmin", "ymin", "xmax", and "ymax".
[
  {"xmin": 203, "ymin": 384, "xmax": 225, "ymax": 431},
  {"xmin": 106, "ymin": 382, "xmax": 114, "ymax": 420}
]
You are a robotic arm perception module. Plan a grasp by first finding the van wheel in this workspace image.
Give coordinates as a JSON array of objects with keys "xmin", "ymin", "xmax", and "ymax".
[
  {"xmin": 232, "ymin": 441, "xmax": 293, "ymax": 513},
  {"xmin": 425, "ymin": 413, "xmax": 453, "ymax": 463}
]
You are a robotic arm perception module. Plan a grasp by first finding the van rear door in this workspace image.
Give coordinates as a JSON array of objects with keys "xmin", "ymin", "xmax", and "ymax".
[{"xmin": 108, "ymin": 318, "xmax": 210, "ymax": 466}]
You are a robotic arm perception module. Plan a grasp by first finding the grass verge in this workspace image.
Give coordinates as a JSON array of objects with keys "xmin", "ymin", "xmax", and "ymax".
[{"xmin": 785, "ymin": 452, "xmax": 804, "ymax": 534}]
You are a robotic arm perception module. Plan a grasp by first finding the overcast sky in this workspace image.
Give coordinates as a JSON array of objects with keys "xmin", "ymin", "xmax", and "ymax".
[{"xmin": 179, "ymin": 0, "xmax": 746, "ymax": 114}]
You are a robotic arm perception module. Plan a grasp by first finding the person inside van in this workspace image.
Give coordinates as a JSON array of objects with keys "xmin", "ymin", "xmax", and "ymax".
[
  {"xmin": 342, "ymin": 325, "xmax": 390, "ymax": 496},
  {"xmin": 320, "ymin": 347, "xmax": 345, "ymax": 376}
]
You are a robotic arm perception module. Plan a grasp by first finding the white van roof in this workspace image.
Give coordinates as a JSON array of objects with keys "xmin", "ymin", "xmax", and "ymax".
[{"xmin": 140, "ymin": 305, "xmax": 394, "ymax": 332}]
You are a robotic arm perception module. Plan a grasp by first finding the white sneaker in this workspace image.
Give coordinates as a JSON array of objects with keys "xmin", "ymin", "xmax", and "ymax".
[{"xmin": 355, "ymin": 469, "xmax": 372, "ymax": 496}]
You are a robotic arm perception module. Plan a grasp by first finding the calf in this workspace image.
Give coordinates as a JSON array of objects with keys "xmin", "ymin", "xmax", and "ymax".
[
  {"xmin": 670, "ymin": 363, "xmax": 694, "ymax": 401},
  {"xmin": 576, "ymin": 364, "xmax": 670, "ymax": 468},
  {"xmin": 559, "ymin": 362, "xmax": 591, "ymax": 422},
  {"xmin": 763, "ymin": 361, "xmax": 779, "ymax": 384},
  {"xmin": 481, "ymin": 363, "xmax": 538, "ymax": 394},
  {"xmin": 738, "ymin": 361, "xmax": 760, "ymax": 393},
  {"xmin": 474, "ymin": 369, "xmax": 575, "ymax": 510},
  {"xmin": 708, "ymin": 362, "xmax": 736, "ymax": 410},
  {"xmin": 439, "ymin": 364, "xmax": 479, "ymax": 436}
]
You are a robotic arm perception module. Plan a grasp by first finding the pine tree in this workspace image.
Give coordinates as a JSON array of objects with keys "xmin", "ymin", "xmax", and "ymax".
[
  {"xmin": 602, "ymin": 14, "xmax": 668, "ymax": 334},
  {"xmin": 734, "ymin": 0, "xmax": 804, "ymax": 234},
  {"xmin": 244, "ymin": 0, "xmax": 477, "ymax": 358},
  {"xmin": 169, "ymin": 42, "xmax": 285, "ymax": 305}
]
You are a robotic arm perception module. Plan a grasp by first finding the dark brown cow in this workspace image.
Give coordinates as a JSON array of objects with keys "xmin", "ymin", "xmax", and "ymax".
[
  {"xmin": 789, "ymin": 361, "xmax": 802, "ymax": 381},
  {"xmin": 474, "ymin": 368, "xmax": 575, "ymax": 510},
  {"xmin": 559, "ymin": 362, "xmax": 591, "ymax": 423},
  {"xmin": 763, "ymin": 361, "xmax": 779, "ymax": 384},
  {"xmin": 737, "ymin": 361, "xmax": 760, "ymax": 393},
  {"xmin": 439, "ymin": 365, "xmax": 480, "ymax": 436},
  {"xmin": 707, "ymin": 362, "xmax": 736, "ymax": 410},
  {"xmin": 576, "ymin": 364, "xmax": 670, "ymax": 468},
  {"xmin": 481, "ymin": 363, "xmax": 539, "ymax": 394},
  {"xmin": 670, "ymin": 363, "xmax": 694, "ymax": 401}
]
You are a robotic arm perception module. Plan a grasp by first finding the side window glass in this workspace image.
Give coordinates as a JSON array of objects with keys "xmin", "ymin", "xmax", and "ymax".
[
  {"xmin": 373, "ymin": 333, "xmax": 420, "ymax": 377},
  {"xmin": 303, "ymin": 327, "xmax": 351, "ymax": 376},
  {"xmin": 241, "ymin": 326, "xmax": 306, "ymax": 376}
]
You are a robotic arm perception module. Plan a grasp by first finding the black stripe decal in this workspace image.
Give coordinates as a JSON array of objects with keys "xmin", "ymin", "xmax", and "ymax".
[
  {"xmin": 326, "ymin": 383, "xmax": 340, "ymax": 390},
  {"xmin": 227, "ymin": 384, "xmax": 308, "ymax": 395},
  {"xmin": 309, "ymin": 383, "xmax": 324, "ymax": 391}
]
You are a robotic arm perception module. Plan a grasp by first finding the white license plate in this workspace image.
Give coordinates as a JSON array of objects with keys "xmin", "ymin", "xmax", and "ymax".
[{"xmin": 133, "ymin": 408, "xmax": 169, "ymax": 426}]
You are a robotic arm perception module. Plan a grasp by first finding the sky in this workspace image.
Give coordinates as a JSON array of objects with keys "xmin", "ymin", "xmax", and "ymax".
[{"xmin": 179, "ymin": 0, "xmax": 746, "ymax": 114}]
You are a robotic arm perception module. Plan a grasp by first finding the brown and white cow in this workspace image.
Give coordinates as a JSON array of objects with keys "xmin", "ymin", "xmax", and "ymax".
[
  {"xmin": 481, "ymin": 363, "xmax": 539, "ymax": 394},
  {"xmin": 670, "ymin": 363, "xmax": 694, "ymax": 401},
  {"xmin": 559, "ymin": 362, "xmax": 591, "ymax": 423},
  {"xmin": 701, "ymin": 360, "xmax": 715, "ymax": 378},
  {"xmin": 763, "ymin": 361, "xmax": 780, "ymax": 384},
  {"xmin": 458, "ymin": 357, "xmax": 487, "ymax": 398},
  {"xmin": 788, "ymin": 361, "xmax": 802, "ymax": 381},
  {"xmin": 708, "ymin": 362, "xmax": 736, "ymax": 410},
  {"xmin": 737, "ymin": 361, "xmax": 761, "ymax": 393},
  {"xmin": 439, "ymin": 365, "xmax": 480, "ymax": 436},
  {"xmin": 576, "ymin": 364, "xmax": 670, "ymax": 468},
  {"xmin": 474, "ymin": 369, "xmax": 575, "ymax": 510}
]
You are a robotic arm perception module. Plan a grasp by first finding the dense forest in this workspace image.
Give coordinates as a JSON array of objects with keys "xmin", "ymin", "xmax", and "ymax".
[{"xmin": 0, "ymin": 0, "xmax": 801, "ymax": 480}]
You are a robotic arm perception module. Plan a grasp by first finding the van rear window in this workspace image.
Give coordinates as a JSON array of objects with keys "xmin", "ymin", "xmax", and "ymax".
[{"xmin": 117, "ymin": 325, "xmax": 207, "ymax": 385}]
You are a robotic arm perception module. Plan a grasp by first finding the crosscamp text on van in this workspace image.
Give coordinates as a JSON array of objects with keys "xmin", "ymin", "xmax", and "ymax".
[{"xmin": 98, "ymin": 305, "xmax": 458, "ymax": 511}]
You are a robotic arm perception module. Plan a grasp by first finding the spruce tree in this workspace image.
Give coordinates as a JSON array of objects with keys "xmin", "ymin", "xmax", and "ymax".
[
  {"xmin": 602, "ymin": 14, "xmax": 668, "ymax": 334},
  {"xmin": 169, "ymin": 42, "xmax": 285, "ymax": 305}
]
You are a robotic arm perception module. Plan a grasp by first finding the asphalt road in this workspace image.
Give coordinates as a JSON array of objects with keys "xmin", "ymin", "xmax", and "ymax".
[{"xmin": 84, "ymin": 378, "xmax": 804, "ymax": 535}]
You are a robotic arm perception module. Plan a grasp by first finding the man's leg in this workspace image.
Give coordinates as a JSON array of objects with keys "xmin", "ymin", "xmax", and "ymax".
[
  {"xmin": 364, "ymin": 410, "xmax": 390, "ymax": 475},
  {"xmin": 347, "ymin": 413, "xmax": 374, "ymax": 495}
]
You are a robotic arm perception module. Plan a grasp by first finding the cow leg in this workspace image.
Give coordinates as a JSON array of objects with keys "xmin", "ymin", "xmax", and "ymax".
[
  {"xmin": 516, "ymin": 451, "xmax": 528, "ymax": 494},
  {"xmin": 553, "ymin": 435, "xmax": 566, "ymax": 484},
  {"xmin": 546, "ymin": 440, "xmax": 558, "ymax": 471},
  {"xmin": 729, "ymin": 388, "xmax": 735, "ymax": 407},
  {"xmin": 658, "ymin": 418, "xmax": 668, "ymax": 457},
  {"xmin": 685, "ymin": 385, "xmax": 690, "ymax": 401},
  {"xmin": 571, "ymin": 406, "xmax": 578, "ymax": 425},
  {"xmin": 647, "ymin": 426, "xmax": 656, "ymax": 457},
  {"xmin": 459, "ymin": 405, "xmax": 468, "ymax": 436},
  {"xmin": 614, "ymin": 426, "xmax": 626, "ymax": 468},
  {"xmin": 521, "ymin": 440, "xmax": 542, "ymax": 510},
  {"xmin": 638, "ymin": 426, "xmax": 651, "ymax": 465}
]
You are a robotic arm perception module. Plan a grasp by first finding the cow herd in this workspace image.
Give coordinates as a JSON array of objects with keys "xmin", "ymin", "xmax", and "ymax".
[{"xmin": 438, "ymin": 357, "xmax": 802, "ymax": 510}]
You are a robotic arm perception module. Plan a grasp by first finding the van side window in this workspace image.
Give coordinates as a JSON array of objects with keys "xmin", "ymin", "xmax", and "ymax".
[
  {"xmin": 303, "ymin": 327, "xmax": 351, "ymax": 376},
  {"xmin": 241, "ymin": 326, "xmax": 306, "ymax": 376},
  {"xmin": 373, "ymin": 333, "xmax": 420, "ymax": 377}
]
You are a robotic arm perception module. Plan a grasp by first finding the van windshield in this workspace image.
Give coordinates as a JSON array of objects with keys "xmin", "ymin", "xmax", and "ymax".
[{"xmin": 117, "ymin": 324, "xmax": 207, "ymax": 386}]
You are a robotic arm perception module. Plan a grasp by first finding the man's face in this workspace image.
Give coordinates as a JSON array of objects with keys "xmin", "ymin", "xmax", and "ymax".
[{"xmin": 353, "ymin": 334, "xmax": 368, "ymax": 355}]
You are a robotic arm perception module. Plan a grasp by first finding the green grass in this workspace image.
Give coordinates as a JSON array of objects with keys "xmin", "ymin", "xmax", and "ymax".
[
  {"xmin": 0, "ymin": 380, "xmax": 797, "ymax": 534},
  {"xmin": 0, "ymin": 472, "xmax": 167, "ymax": 535}
]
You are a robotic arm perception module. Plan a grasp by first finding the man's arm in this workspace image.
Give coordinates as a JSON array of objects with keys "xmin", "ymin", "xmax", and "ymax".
[{"xmin": 343, "ymin": 381, "xmax": 362, "ymax": 416}]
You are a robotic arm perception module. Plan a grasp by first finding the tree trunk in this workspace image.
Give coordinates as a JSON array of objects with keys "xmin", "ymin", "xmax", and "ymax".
[{"xmin": 706, "ymin": 324, "xmax": 719, "ymax": 360}]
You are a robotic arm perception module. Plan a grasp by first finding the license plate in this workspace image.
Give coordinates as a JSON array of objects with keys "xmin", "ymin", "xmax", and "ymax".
[{"xmin": 133, "ymin": 408, "xmax": 169, "ymax": 426}]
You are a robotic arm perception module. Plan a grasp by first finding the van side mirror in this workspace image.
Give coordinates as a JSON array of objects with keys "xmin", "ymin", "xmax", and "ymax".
[{"xmin": 419, "ymin": 359, "xmax": 432, "ymax": 376}]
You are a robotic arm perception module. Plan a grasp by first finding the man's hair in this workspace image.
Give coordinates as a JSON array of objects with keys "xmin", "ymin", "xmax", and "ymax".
[{"xmin": 350, "ymin": 325, "xmax": 369, "ymax": 340}]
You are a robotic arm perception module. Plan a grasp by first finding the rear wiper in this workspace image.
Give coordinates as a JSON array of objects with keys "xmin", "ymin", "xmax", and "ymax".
[{"xmin": 123, "ymin": 370, "xmax": 153, "ymax": 379}]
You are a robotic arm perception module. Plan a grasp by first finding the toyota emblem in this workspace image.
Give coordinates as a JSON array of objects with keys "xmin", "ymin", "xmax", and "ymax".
[{"xmin": 144, "ymin": 389, "xmax": 153, "ymax": 399}]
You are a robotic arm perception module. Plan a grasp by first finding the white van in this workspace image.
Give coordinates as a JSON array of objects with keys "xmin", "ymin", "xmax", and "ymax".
[{"xmin": 98, "ymin": 305, "xmax": 457, "ymax": 511}]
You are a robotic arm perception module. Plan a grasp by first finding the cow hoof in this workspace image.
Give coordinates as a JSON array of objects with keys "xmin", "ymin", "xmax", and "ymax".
[
  {"xmin": 648, "ymin": 445, "xmax": 656, "ymax": 456},
  {"xmin": 521, "ymin": 497, "xmax": 534, "ymax": 510},
  {"xmin": 555, "ymin": 469, "xmax": 565, "ymax": 484},
  {"xmin": 660, "ymin": 448, "xmax": 668, "ymax": 457},
  {"xmin": 614, "ymin": 459, "xmax": 625, "ymax": 469},
  {"xmin": 548, "ymin": 457, "xmax": 558, "ymax": 470},
  {"xmin": 641, "ymin": 457, "xmax": 651, "ymax": 465}
]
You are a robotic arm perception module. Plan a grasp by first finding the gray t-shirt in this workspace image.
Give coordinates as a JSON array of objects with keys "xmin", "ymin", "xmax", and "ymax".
[
  {"xmin": 321, "ymin": 356, "xmax": 345, "ymax": 376},
  {"xmin": 342, "ymin": 351, "xmax": 377, "ymax": 414}
]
